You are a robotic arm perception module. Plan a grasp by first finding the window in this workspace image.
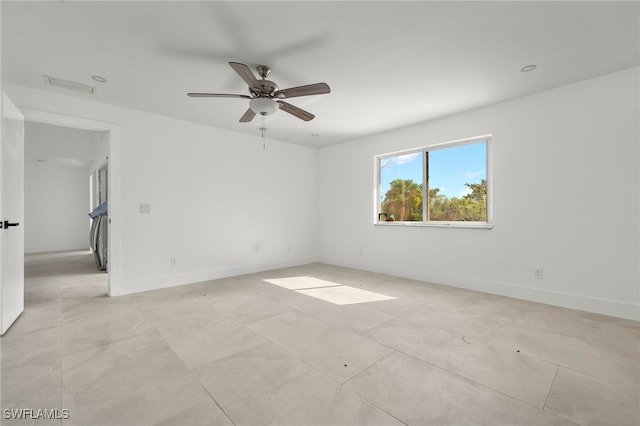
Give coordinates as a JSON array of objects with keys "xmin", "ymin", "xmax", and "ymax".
[{"xmin": 376, "ymin": 136, "xmax": 491, "ymax": 228}]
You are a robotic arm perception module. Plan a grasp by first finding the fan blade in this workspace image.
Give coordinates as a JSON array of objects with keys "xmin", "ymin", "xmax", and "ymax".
[
  {"xmin": 187, "ymin": 93, "xmax": 251, "ymax": 99},
  {"xmin": 229, "ymin": 62, "xmax": 259, "ymax": 88},
  {"xmin": 239, "ymin": 108, "xmax": 256, "ymax": 123},
  {"xmin": 273, "ymin": 82, "xmax": 330, "ymax": 99},
  {"xmin": 277, "ymin": 101, "xmax": 315, "ymax": 121}
]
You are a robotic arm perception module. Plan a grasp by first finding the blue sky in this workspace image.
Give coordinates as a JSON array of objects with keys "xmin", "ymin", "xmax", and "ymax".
[{"xmin": 379, "ymin": 141, "xmax": 486, "ymax": 199}]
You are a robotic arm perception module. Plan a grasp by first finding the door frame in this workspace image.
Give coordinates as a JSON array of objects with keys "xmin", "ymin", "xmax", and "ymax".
[{"xmin": 20, "ymin": 108, "xmax": 121, "ymax": 296}]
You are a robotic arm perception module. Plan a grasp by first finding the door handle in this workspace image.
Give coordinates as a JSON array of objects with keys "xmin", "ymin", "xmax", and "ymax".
[{"xmin": 1, "ymin": 221, "xmax": 19, "ymax": 229}]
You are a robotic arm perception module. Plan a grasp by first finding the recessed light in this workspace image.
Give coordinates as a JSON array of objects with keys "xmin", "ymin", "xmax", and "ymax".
[
  {"xmin": 520, "ymin": 64, "xmax": 537, "ymax": 73},
  {"xmin": 91, "ymin": 75, "xmax": 107, "ymax": 83}
]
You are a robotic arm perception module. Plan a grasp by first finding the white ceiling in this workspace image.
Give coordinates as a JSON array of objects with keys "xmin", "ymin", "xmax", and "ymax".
[{"xmin": 2, "ymin": 1, "xmax": 638, "ymax": 148}]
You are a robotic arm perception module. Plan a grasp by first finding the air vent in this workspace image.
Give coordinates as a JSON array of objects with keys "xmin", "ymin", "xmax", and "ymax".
[{"xmin": 43, "ymin": 75, "xmax": 95, "ymax": 94}]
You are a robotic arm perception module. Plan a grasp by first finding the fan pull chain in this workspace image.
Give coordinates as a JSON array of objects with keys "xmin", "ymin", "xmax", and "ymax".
[{"xmin": 260, "ymin": 115, "xmax": 267, "ymax": 149}]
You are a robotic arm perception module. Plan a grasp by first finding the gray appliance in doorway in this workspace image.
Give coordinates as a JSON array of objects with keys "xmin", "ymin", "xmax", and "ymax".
[{"xmin": 89, "ymin": 164, "xmax": 108, "ymax": 271}]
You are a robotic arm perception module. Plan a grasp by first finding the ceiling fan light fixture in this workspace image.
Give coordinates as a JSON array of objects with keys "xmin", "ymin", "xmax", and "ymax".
[{"xmin": 249, "ymin": 97, "xmax": 278, "ymax": 115}]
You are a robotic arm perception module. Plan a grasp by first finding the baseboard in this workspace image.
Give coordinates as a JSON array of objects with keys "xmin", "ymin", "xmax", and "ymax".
[
  {"xmin": 317, "ymin": 255, "xmax": 640, "ymax": 321},
  {"xmin": 25, "ymin": 245, "xmax": 89, "ymax": 254},
  {"xmin": 110, "ymin": 255, "xmax": 319, "ymax": 297}
]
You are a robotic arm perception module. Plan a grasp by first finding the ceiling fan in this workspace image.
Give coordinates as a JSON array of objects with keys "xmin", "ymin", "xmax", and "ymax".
[{"xmin": 188, "ymin": 62, "xmax": 330, "ymax": 122}]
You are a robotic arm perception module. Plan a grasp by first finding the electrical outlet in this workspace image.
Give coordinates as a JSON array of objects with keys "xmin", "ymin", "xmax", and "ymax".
[
  {"xmin": 170, "ymin": 257, "xmax": 176, "ymax": 267},
  {"xmin": 139, "ymin": 203, "xmax": 151, "ymax": 214},
  {"xmin": 534, "ymin": 267, "xmax": 544, "ymax": 280}
]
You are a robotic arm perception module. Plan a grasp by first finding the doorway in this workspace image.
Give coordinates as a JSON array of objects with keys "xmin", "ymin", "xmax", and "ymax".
[
  {"xmin": 20, "ymin": 108, "xmax": 120, "ymax": 296},
  {"xmin": 25, "ymin": 122, "xmax": 106, "ymax": 250}
]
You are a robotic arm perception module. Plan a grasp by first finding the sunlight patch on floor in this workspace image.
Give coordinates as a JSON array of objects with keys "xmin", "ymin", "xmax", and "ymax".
[
  {"xmin": 263, "ymin": 276, "xmax": 396, "ymax": 305},
  {"xmin": 262, "ymin": 276, "xmax": 342, "ymax": 290},
  {"xmin": 296, "ymin": 286, "xmax": 396, "ymax": 305}
]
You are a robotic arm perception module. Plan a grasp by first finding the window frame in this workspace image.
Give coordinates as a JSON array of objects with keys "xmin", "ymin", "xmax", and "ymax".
[{"xmin": 374, "ymin": 135, "xmax": 493, "ymax": 229}]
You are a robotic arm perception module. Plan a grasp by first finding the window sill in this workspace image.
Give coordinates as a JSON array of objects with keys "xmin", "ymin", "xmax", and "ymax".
[{"xmin": 374, "ymin": 221, "xmax": 493, "ymax": 229}]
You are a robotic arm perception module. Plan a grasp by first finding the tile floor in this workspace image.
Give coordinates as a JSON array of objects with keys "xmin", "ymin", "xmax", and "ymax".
[{"xmin": 1, "ymin": 251, "xmax": 638, "ymax": 425}]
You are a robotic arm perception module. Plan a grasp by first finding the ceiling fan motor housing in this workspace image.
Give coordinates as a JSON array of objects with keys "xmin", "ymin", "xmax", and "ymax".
[{"xmin": 251, "ymin": 80, "xmax": 279, "ymax": 98}]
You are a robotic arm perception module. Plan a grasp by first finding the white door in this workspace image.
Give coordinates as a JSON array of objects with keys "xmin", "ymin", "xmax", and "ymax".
[{"xmin": 1, "ymin": 93, "xmax": 25, "ymax": 335}]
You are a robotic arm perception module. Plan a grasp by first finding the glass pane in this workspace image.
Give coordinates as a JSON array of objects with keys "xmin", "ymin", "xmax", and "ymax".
[
  {"xmin": 379, "ymin": 152, "xmax": 423, "ymax": 221},
  {"xmin": 428, "ymin": 141, "xmax": 487, "ymax": 221}
]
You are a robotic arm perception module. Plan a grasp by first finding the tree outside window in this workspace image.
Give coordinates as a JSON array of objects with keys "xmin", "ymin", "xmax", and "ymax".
[{"xmin": 377, "ymin": 138, "xmax": 490, "ymax": 225}]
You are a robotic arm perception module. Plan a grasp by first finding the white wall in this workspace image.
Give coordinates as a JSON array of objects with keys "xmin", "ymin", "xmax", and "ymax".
[
  {"xmin": 24, "ymin": 159, "xmax": 89, "ymax": 253},
  {"xmin": 317, "ymin": 68, "xmax": 640, "ymax": 320},
  {"xmin": 118, "ymin": 112, "xmax": 318, "ymax": 291},
  {"xmin": 5, "ymin": 82, "xmax": 317, "ymax": 296}
]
